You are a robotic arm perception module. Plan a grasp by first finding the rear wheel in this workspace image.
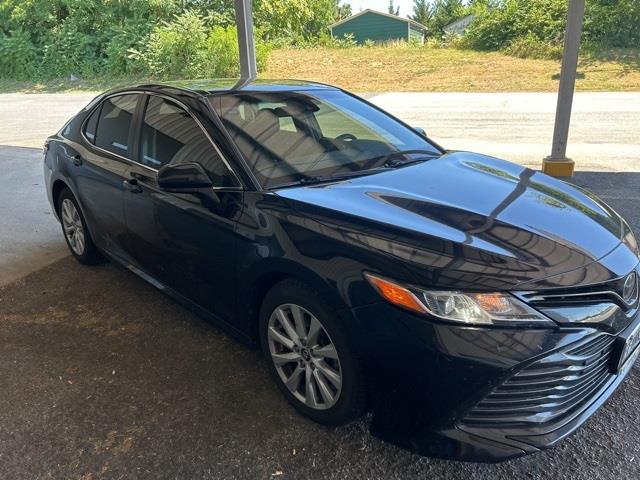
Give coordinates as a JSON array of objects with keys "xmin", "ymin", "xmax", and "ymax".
[
  {"xmin": 259, "ymin": 280, "xmax": 367, "ymax": 425},
  {"xmin": 58, "ymin": 188, "xmax": 102, "ymax": 265}
]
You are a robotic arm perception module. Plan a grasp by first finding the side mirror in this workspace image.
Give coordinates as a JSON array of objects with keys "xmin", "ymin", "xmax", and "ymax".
[
  {"xmin": 157, "ymin": 162, "xmax": 213, "ymax": 191},
  {"xmin": 414, "ymin": 127, "xmax": 427, "ymax": 137}
]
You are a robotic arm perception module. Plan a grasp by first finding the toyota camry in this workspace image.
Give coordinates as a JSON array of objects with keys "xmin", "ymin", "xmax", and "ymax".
[{"xmin": 44, "ymin": 79, "xmax": 640, "ymax": 461}]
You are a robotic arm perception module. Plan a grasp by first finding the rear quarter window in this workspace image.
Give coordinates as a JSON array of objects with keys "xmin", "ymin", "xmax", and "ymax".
[
  {"xmin": 92, "ymin": 94, "xmax": 140, "ymax": 158},
  {"xmin": 83, "ymin": 106, "xmax": 101, "ymax": 143}
]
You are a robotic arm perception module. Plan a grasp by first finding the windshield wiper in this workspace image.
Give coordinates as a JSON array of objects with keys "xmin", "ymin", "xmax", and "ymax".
[
  {"xmin": 270, "ymin": 150, "xmax": 441, "ymax": 189},
  {"xmin": 272, "ymin": 168, "xmax": 386, "ymax": 189},
  {"xmin": 369, "ymin": 149, "xmax": 441, "ymax": 169}
]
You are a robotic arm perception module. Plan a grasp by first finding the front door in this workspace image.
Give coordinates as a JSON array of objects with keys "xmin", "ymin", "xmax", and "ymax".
[{"xmin": 122, "ymin": 94, "xmax": 243, "ymax": 322}]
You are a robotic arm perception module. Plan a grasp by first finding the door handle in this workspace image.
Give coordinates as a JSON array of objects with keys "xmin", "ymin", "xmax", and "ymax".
[
  {"xmin": 123, "ymin": 178, "xmax": 143, "ymax": 194},
  {"xmin": 71, "ymin": 154, "xmax": 82, "ymax": 166}
]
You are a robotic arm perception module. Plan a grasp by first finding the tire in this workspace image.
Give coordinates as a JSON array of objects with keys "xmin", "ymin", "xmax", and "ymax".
[
  {"xmin": 57, "ymin": 188, "xmax": 103, "ymax": 265},
  {"xmin": 259, "ymin": 279, "xmax": 367, "ymax": 425}
]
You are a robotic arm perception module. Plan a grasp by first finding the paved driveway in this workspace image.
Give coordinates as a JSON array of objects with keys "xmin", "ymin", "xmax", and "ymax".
[
  {"xmin": 0, "ymin": 146, "xmax": 67, "ymax": 286},
  {"xmin": 370, "ymin": 92, "xmax": 640, "ymax": 172}
]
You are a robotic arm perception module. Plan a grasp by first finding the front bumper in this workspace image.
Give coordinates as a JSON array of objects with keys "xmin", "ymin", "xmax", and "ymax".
[{"xmin": 348, "ymin": 300, "xmax": 640, "ymax": 462}]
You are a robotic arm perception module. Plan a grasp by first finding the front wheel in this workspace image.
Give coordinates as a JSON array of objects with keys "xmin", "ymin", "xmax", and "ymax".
[{"xmin": 259, "ymin": 280, "xmax": 367, "ymax": 425}]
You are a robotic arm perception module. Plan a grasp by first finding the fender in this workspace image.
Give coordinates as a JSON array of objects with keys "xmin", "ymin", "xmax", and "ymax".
[{"xmin": 45, "ymin": 139, "xmax": 100, "ymax": 247}]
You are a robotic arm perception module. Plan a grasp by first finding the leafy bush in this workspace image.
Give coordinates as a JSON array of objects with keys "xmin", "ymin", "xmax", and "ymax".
[
  {"xmin": 463, "ymin": 0, "xmax": 640, "ymax": 54},
  {"xmin": 131, "ymin": 14, "xmax": 271, "ymax": 80},
  {"xmin": 41, "ymin": 21, "xmax": 101, "ymax": 78},
  {"xmin": 0, "ymin": 29, "xmax": 35, "ymax": 79},
  {"xmin": 0, "ymin": 0, "xmax": 277, "ymax": 81},
  {"xmin": 583, "ymin": 0, "xmax": 640, "ymax": 49},
  {"xmin": 325, "ymin": 33, "xmax": 357, "ymax": 49},
  {"xmin": 204, "ymin": 25, "xmax": 271, "ymax": 77},
  {"xmin": 462, "ymin": 0, "xmax": 559, "ymax": 51},
  {"xmin": 503, "ymin": 33, "xmax": 563, "ymax": 60},
  {"xmin": 132, "ymin": 11, "xmax": 208, "ymax": 79},
  {"xmin": 103, "ymin": 21, "xmax": 154, "ymax": 75}
]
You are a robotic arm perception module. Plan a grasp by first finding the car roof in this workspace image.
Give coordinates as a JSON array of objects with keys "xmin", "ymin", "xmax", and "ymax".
[
  {"xmin": 80, "ymin": 79, "xmax": 341, "ymax": 113},
  {"xmin": 131, "ymin": 78, "xmax": 339, "ymax": 97}
]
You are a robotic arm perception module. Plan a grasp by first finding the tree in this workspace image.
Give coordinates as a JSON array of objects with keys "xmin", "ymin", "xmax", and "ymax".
[
  {"xmin": 387, "ymin": 0, "xmax": 399, "ymax": 16},
  {"xmin": 429, "ymin": 0, "xmax": 466, "ymax": 35},
  {"xmin": 254, "ymin": 0, "xmax": 337, "ymax": 42},
  {"xmin": 335, "ymin": 1, "xmax": 352, "ymax": 21},
  {"xmin": 410, "ymin": 0, "xmax": 432, "ymax": 27}
]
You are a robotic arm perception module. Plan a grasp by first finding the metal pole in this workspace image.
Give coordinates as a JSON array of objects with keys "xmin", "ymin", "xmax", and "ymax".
[
  {"xmin": 542, "ymin": 0, "xmax": 585, "ymax": 177},
  {"xmin": 234, "ymin": 0, "xmax": 257, "ymax": 80}
]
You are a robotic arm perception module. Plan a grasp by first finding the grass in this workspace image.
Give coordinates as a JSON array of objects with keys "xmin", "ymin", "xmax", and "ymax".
[
  {"xmin": 1, "ymin": 46, "xmax": 639, "ymax": 93},
  {"xmin": 262, "ymin": 46, "xmax": 640, "ymax": 92}
]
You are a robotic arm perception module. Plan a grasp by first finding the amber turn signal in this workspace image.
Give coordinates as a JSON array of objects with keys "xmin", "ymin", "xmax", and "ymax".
[{"xmin": 364, "ymin": 273, "xmax": 428, "ymax": 314}]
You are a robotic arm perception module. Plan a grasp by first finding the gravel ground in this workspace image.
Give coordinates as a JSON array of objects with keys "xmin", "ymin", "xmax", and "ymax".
[{"xmin": 0, "ymin": 173, "xmax": 639, "ymax": 479}]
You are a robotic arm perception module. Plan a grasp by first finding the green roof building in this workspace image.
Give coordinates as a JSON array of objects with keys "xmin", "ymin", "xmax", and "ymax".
[{"xmin": 330, "ymin": 9, "xmax": 427, "ymax": 45}]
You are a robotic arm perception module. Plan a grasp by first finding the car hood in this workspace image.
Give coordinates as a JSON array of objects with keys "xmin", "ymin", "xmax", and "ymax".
[{"xmin": 275, "ymin": 152, "xmax": 636, "ymax": 290}]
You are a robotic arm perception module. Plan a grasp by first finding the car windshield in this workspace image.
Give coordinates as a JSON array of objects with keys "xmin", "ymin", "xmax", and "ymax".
[{"xmin": 209, "ymin": 89, "xmax": 442, "ymax": 188}]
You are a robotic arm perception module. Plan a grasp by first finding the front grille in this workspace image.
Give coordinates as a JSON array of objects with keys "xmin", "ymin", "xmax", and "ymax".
[
  {"xmin": 463, "ymin": 334, "xmax": 615, "ymax": 427},
  {"xmin": 518, "ymin": 271, "xmax": 640, "ymax": 311}
]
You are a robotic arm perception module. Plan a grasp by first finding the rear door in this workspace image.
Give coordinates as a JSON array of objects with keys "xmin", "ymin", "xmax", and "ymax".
[
  {"xmin": 72, "ymin": 93, "xmax": 143, "ymax": 255},
  {"xmin": 122, "ymin": 93, "xmax": 244, "ymax": 322}
]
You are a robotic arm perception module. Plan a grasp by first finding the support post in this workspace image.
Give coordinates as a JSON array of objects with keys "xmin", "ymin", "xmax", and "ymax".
[
  {"xmin": 234, "ymin": 0, "xmax": 257, "ymax": 80},
  {"xmin": 542, "ymin": 0, "xmax": 585, "ymax": 177}
]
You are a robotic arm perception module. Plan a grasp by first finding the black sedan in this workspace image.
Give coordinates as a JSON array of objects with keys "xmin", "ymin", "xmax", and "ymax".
[{"xmin": 44, "ymin": 79, "xmax": 640, "ymax": 462}]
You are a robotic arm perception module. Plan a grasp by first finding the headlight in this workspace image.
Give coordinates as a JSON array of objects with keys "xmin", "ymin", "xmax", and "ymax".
[{"xmin": 364, "ymin": 273, "xmax": 555, "ymax": 327}]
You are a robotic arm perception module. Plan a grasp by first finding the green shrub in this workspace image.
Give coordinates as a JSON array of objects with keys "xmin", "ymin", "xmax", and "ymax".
[
  {"xmin": 132, "ymin": 11, "xmax": 208, "ymax": 79},
  {"xmin": 104, "ymin": 21, "xmax": 153, "ymax": 75},
  {"xmin": 440, "ymin": 32, "xmax": 466, "ymax": 49},
  {"xmin": 463, "ymin": 0, "xmax": 521, "ymax": 51},
  {"xmin": 462, "ymin": 0, "xmax": 640, "ymax": 54},
  {"xmin": 203, "ymin": 26, "xmax": 240, "ymax": 77},
  {"xmin": 408, "ymin": 35, "xmax": 424, "ymax": 48},
  {"xmin": 584, "ymin": 0, "xmax": 640, "ymax": 49},
  {"xmin": 325, "ymin": 33, "xmax": 357, "ymax": 49},
  {"xmin": 203, "ymin": 26, "xmax": 270, "ymax": 77},
  {"xmin": 503, "ymin": 33, "xmax": 563, "ymax": 60},
  {"xmin": 463, "ymin": 0, "xmax": 568, "ymax": 51},
  {"xmin": 131, "ymin": 16, "xmax": 271, "ymax": 80},
  {"xmin": 0, "ymin": 29, "xmax": 35, "ymax": 79},
  {"xmin": 41, "ymin": 22, "xmax": 101, "ymax": 78}
]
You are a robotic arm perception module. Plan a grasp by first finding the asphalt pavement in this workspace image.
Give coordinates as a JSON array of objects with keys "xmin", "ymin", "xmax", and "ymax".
[
  {"xmin": 1, "ymin": 233, "xmax": 640, "ymax": 480},
  {"xmin": 0, "ymin": 146, "xmax": 67, "ymax": 286}
]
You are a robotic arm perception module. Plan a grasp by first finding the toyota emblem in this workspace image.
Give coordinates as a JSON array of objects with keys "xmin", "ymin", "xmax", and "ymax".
[{"xmin": 623, "ymin": 272, "xmax": 638, "ymax": 305}]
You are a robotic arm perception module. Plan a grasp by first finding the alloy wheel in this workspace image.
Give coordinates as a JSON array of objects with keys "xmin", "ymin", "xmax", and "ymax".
[
  {"xmin": 61, "ymin": 198, "xmax": 85, "ymax": 256},
  {"xmin": 267, "ymin": 303, "xmax": 342, "ymax": 410}
]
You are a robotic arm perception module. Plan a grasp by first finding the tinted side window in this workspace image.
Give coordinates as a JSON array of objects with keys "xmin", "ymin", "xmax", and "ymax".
[
  {"xmin": 95, "ymin": 94, "xmax": 139, "ymax": 157},
  {"xmin": 84, "ymin": 106, "xmax": 100, "ymax": 143},
  {"xmin": 141, "ymin": 96, "xmax": 237, "ymax": 187}
]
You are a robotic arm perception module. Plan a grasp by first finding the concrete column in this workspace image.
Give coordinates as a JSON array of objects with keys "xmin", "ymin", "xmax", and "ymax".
[
  {"xmin": 542, "ymin": 0, "xmax": 586, "ymax": 177},
  {"xmin": 234, "ymin": 0, "xmax": 257, "ymax": 80}
]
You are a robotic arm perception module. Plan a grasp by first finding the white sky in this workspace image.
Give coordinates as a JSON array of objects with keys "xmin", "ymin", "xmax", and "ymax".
[{"xmin": 346, "ymin": 0, "xmax": 416, "ymax": 18}]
